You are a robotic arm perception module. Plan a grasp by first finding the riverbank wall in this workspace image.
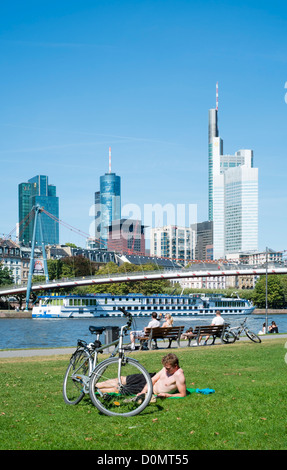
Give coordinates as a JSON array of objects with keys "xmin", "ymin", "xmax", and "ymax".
[
  {"xmin": 253, "ymin": 309, "xmax": 287, "ymax": 315},
  {"xmin": 0, "ymin": 310, "xmax": 32, "ymax": 318}
]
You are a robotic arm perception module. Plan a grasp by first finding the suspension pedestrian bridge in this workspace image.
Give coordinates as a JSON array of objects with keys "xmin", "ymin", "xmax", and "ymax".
[{"xmin": 1, "ymin": 262, "xmax": 286, "ymax": 297}]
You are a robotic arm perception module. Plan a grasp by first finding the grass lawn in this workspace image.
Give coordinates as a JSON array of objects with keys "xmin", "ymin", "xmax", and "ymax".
[{"xmin": 1, "ymin": 338, "xmax": 287, "ymax": 451}]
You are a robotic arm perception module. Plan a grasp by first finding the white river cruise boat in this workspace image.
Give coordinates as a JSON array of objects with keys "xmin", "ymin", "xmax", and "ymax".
[{"xmin": 32, "ymin": 293, "xmax": 254, "ymax": 318}]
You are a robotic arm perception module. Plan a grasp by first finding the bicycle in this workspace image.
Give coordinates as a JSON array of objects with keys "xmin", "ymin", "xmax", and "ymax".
[
  {"xmin": 222, "ymin": 317, "xmax": 261, "ymax": 344},
  {"xmin": 63, "ymin": 308, "xmax": 153, "ymax": 417}
]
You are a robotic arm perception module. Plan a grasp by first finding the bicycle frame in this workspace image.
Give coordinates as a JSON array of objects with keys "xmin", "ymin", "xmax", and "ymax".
[
  {"xmin": 71, "ymin": 308, "xmax": 133, "ymax": 387},
  {"xmin": 228, "ymin": 318, "xmax": 250, "ymax": 339}
]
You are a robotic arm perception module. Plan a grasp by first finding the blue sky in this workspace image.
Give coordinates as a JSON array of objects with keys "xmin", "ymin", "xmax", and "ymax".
[{"xmin": 1, "ymin": 0, "xmax": 287, "ymax": 253}]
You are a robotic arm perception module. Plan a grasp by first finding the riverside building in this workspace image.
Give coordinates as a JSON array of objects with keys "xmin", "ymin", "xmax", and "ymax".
[{"xmin": 150, "ymin": 225, "xmax": 195, "ymax": 265}]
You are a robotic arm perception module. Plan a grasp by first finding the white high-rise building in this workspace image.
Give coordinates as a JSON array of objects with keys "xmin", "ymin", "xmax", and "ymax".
[
  {"xmin": 209, "ymin": 86, "xmax": 258, "ymax": 259},
  {"xmin": 224, "ymin": 152, "xmax": 258, "ymax": 254},
  {"xmin": 150, "ymin": 226, "xmax": 195, "ymax": 265}
]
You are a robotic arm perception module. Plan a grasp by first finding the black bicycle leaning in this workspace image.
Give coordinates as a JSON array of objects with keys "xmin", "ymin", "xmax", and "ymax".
[
  {"xmin": 63, "ymin": 308, "xmax": 153, "ymax": 417},
  {"xmin": 222, "ymin": 317, "xmax": 261, "ymax": 344}
]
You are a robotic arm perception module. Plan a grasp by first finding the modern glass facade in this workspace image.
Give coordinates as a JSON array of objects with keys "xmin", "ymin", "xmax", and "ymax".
[
  {"xmin": 99, "ymin": 173, "xmax": 121, "ymax": 248},
  {"xmin": 211, "ymin": 144, "xmax": 258, "ymax": 258},
  {"xmin": 18, "ymin": 175, "xmax": 59, "ymax": 245},
  {"xmin": 224, "ymin": 166, "xmax": 258, "ymax": 253}
]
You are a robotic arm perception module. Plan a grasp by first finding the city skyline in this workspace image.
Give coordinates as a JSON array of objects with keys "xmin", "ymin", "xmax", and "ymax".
[{"xmin": 1, "ymin": 1, "xmax": 287, "ymax": 253}]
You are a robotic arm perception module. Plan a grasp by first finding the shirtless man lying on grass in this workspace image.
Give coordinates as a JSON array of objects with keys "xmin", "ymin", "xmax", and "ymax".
[{"xmin": 96, "ymin": 353, "xmax": 186, "ymax": 399}]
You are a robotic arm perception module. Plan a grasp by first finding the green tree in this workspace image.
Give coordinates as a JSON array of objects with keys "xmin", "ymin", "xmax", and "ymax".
[
  {"xmin": 86, "ymin": 262, "xmax": 170, "ymax": 295},
  {"xmin": 47, "ymin": 259, "xmax": 63, "ymax": 280},
  {"xmin": 0, "ymin": 262, "xmax": 14, "ymax": 286},
  {"xmin": 59, "ymin": 256, "xmax": 97, "ymax": 278},
  {"xmin": 253, "ymin": 275, "xmax": 285, "ymax": 308},
  {"xmin": 278, "ymin": 275, "xmax": 287, "ymax": 305}
]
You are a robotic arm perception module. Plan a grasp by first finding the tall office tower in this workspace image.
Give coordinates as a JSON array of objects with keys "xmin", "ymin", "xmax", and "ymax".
[
  {"xmin": 208, "ymin": 83, "xmax": 223, "ymax": 221},
  {"xmin": 208, "ymin": 85, "xmax": 258, "ymax": 259},
  {"xmin": 95, "ymin": 148, "xmax": 121, "ymax": 248},
  {"xmin": 224, "ymin": 151, "xmax": 258, "ymax": 254},
  {"xmin": 18, "ymin": 175, "xmax": 59, "ymax": 245}
]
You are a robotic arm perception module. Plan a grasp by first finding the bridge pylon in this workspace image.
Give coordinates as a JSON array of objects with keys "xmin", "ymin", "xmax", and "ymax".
[{"xmin": 25, "ymin": 205, "xmax": 49, "ymax": 311}]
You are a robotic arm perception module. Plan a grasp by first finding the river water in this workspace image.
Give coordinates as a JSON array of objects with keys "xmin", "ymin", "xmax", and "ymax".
[{"xmin": 0, "ymin": 314, "xmax": 286, "ymax": 350}]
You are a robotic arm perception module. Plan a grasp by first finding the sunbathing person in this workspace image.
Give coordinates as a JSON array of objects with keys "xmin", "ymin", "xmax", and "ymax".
[{"xmin": 96, "ymin": 353, "xmax": 186, "ymax": 398}]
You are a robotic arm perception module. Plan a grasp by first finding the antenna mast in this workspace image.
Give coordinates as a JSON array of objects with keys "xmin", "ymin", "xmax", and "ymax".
[{"xmin": 109, "ymin": 146, "xmax": 112, "ymax": 173}]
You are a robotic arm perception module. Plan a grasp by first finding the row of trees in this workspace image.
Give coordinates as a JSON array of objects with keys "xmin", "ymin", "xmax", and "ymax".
[
  {"xmin": 45, "ymin": 258, "xmax": 170, "ymax": 296},
  {"xmin": 1, "ymin": 257, "xmax": 287, "ymax": 309}
]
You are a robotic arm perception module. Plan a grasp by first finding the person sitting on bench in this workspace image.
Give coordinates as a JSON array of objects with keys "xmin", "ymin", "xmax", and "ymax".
[
  {"xmin": 130, "ymin": 312, "xmax": 160, "ymax": 350},
  {"xmin": 198, "ymin": 310, "xmax": 224, "ymax": 345}
]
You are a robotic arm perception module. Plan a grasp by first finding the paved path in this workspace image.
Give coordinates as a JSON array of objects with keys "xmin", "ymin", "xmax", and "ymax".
[{"xmin": 0, "ymin": 333, "xmax": 286, "ymax": 358}]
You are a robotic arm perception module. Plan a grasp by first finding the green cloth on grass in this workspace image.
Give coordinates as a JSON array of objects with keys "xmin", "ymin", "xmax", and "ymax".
[{"xmin": 166, "ymin": 387, "xmax": 215, "ymax": 398}]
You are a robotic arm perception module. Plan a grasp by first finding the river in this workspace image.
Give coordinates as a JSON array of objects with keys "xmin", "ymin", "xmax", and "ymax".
[{"xmin": 0, "ymin": 313, "xmax": 286, "ymax": 350}]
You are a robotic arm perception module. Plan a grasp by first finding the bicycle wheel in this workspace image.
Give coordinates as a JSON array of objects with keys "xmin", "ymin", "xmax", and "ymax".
[
  {"xmin": 222, "ymin": 330, "xmax": 236, "ymax": 344},
  {"xmin": 89, "ymin": 357, "xmax": 153, "ymax": 417},
  {"xmin": 63, "ymin": 349, "xmax": 93, "ymax": 405},
  {"xmin": 245, "ymin": 329, "xmax": 261, "ymax": 343}
]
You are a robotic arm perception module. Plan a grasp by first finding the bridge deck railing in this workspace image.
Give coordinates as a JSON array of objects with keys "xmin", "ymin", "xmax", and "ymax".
[{"xmin": 0, "ymin": 263, "xmax": 285, "ymax": 296}]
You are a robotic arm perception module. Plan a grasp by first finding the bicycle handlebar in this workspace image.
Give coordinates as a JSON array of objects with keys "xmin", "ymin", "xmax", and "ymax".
[{"xmin": 118, "ymin": 307, "xmax": 133, "ymax": 330}]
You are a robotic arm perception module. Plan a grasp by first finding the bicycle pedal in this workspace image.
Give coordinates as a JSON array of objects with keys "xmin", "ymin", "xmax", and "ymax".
[
  {"xmin": 135, "ymin": 393, "xmax": 145, "ymax": 404},
  {"xmin": 123, "ymin": 396, "xmax": 137, "ymax": 403},
  {"xmin": 103, "ymin": 394, "xmax": 113, "ymax": 402}
]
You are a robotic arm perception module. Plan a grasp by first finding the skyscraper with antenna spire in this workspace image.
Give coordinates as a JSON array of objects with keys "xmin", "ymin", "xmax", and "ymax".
[
  {"xmin": 208, "ymin": 84, "xmax": 258, "ymax": 259},
  {"xmin": 208, "ymin": 82, "xmax": 222, "ymax": 221},
  {"xmin": 94, "ymin": 147, "xmax": 121, "ymax": 249}
]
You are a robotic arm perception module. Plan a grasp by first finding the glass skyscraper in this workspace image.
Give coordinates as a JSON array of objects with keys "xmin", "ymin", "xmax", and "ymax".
[
  {"xmin": 18, "ymin": 175, "xmax": 59, "ymax": 246},
  {"xmin": 224, "ymin": 155, "xmax": 258, "ymax": 254},
  {"xmin": 100, "ymin": 172, "xmax": 121, "ymax": 247},
  {"xmin": 94, "ymin": 149, "xmax": 121, "ymax": 249},
  {"xmin": 208, "ymin": 94, "xmax": 258, "ymax": 259}
]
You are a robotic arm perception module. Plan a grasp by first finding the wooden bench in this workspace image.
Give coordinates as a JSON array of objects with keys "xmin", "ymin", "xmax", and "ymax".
[
  {"xmin": 139, "ymin": 326, "xmax": 185, "ymax": 350},
  {"xmin": 187, "ymin": 324, "xmax": 228, "ymax": 347}
]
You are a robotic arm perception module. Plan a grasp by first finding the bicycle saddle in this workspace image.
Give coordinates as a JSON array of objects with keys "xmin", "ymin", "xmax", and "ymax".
[{"xmin": 89, "ymin": 325, "xmax": 106, "ymax": 335}]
